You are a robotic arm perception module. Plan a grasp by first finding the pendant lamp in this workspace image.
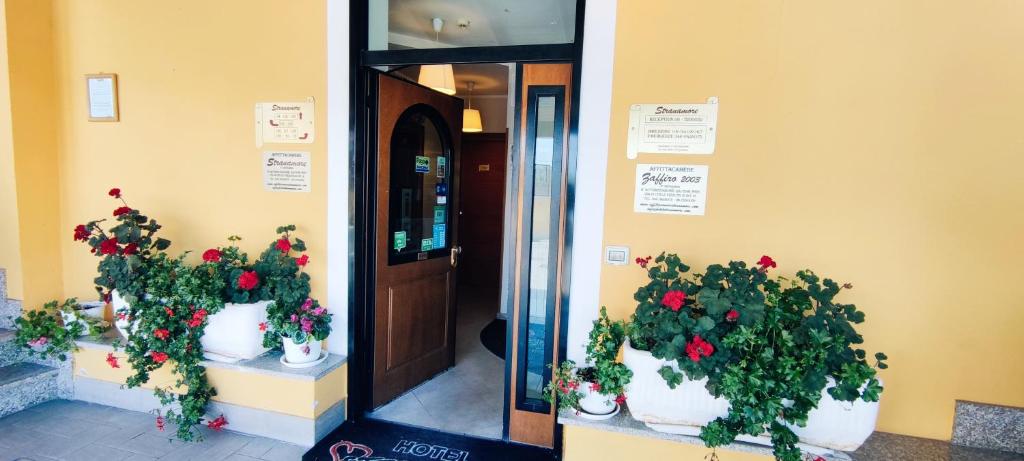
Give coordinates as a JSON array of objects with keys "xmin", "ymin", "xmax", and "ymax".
[
  {"xmin": 463, "ymin": 81, "xmax": 483, "ymax": 133},
  {"xmin": 418, "ymin": 18, "xmax": 456, "ymax": 95}
]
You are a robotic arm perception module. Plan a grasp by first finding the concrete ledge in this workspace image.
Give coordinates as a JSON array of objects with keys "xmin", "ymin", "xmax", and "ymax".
[{"xmin": 74, "ymin": 376, "xmax": 345, "ymax": 446}]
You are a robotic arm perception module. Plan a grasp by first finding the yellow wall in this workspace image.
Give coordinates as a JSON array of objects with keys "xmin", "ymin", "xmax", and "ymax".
[
  {"xmin": 49, "ymin": 0, "xmax": 328, "ymax": 302},
  {"xmin": 601, "ymin": 0, "xmax": 1024, "ymax": 441},
  {"xmin": 0, "ymin": 0, "xmax": 24, "ymax": 300},
  {"xmin": 5, "ymin": 0, "xmax": 63, "ymax": 307},
  {"xmin": 563, "ymin": 425, "xmax": 771, "ymax": 461},
  {"xmin": 74, "ymin": 347, "xmax": 347, "ymax": 419}
]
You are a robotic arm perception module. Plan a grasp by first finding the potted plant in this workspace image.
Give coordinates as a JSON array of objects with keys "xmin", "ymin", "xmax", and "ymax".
[
  {"xmin": 58, "ymin": 299, "xmax": 109, "ymax": 338},
  {"xmin": 259, "ymin": 225, "xmax": 330, "ymax": 365},
  {"xmin": 622, "ymin": 253, "xmax": 888, "ymax": 460},
  {"xmin": 545, "ymin": 307, "xmax": 632, "ymax": 416},
  {"xmin": 72, "ymin": 188, "xmax": 170, "ymax": 337},
  {"xmin": 197, "ymin": 236, "xmax": 274, "ymax": 362},
  {"xmin": 14, "ymin": 299, "xmax": 88, "ymax": 361}
]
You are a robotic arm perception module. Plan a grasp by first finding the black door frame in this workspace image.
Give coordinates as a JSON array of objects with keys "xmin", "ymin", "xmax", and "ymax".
[{"xmin": 347, "ymin": 0, "xmax": 587, "ymax": 450}]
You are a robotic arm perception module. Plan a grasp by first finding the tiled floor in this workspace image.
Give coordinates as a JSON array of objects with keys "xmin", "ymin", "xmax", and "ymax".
[
  {"xmin": 0, "ymin": 400, "xmax": 307, "ymax": 461},
  {"xmin": 369, "ymin": 286, "xmax": 505, "ymax": 440}
]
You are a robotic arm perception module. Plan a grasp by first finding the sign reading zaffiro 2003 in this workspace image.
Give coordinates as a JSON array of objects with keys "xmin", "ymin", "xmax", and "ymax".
[
  {"xmin": 634, "ymin": 164, "xmax": 709, "ymax": 216},
  {"xmin": 627, "ymin": 97, "xmax": 718, "ymax": 158}
]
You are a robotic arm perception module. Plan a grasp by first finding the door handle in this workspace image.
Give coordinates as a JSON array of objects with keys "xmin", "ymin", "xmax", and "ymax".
[{"xmin": 450, "ymin": 246, "xmax": 462, "ymax": 267}]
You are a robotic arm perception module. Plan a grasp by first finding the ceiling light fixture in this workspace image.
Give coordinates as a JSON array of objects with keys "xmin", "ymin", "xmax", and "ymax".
[
  {"xmin": 418, "ymin": 18, "xmax": 456, "ymax": 96},
  {"xmin": 463, "ymin": 81, "xmax": 483, "ymax": 133}
]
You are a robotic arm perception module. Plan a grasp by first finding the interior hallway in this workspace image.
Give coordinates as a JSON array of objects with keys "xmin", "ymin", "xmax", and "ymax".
[{"xmin": 369, "ymin": 286, "xmax": 505, "ymax": 440}]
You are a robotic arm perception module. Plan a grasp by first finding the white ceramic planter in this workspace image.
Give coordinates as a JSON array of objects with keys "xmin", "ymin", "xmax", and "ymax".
[
  {"xmin": 622, "ymin": 338, "xmax": 730, "ymax": 426},
  {"xmin": 282, "ymin": 336, "xmax": 323, "ymax": 364},
  {"xmin": 622, "ymin": 338, "xmax": 880, "ymax": 452},
  {"xmin": 111, "ymin": 290, "xmax": 139, "ymax": 338},
  {"xmin": 787, "ymin": 379, "xmax": 881, "ymax": 451},
  {"xmin": 200, "ymin": 300, "xmax": 272, "ymax": 362},
  {"xmin": 60, "ymin": 302, "xmax": 105, "ymax": 336},
  {"xmin": 579, "ymin": 381, "xmax": 617, "ymax": 415}
]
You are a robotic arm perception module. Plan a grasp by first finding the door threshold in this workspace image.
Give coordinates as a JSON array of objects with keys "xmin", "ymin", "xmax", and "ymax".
[{"xmin": 305, "ymin": 418, "xmax": 555, "ymax": 461}]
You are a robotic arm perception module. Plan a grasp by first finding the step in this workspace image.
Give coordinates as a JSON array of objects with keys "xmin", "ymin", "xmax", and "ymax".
[
  {"xmin": 0, "ymin": 362, "xmax": 61, "ymax": 419},
  {"xmin": 953, "ymin": 400, "xmax": 1024, "ymax": 455},
  {"xmin": 0, "ymin": 298, "xmax": 19, "ymax": 330}
]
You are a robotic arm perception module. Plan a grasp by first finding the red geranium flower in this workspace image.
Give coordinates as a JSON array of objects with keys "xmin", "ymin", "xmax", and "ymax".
[
  {"xmin": 122, "ymin": 243, "xmax": 138, "ymax": 255},
  {"xmin": 757, "ymin": 255, "xmax": 777, "ymax": 271},
  {"xmin": 153, "ymin": 328, "xmax": 170, "ymax": 340},
  {"xmin": 258, "ymin": 322, "xmax": 267, "ymax": 332},
  {"xmin": 113, "ymin": 206, "xmax": 132, "ymax": 217},
  {"xmin": 276, "ymin": 238, "xmax": 292, "ymax": 253},
  {"xmin": 661, "ymin": 290, "xmax": 686, "ymax": 311},
  {"xmin": 73, "ymin": 224, "xmax": 90, "ymax": 242},
  {"xmin": 589, "ymin": 382, "xmax": 601, "ymax": 392},
  {"xmin": 108, "ymin": 188, "xmax": 121, "ymax": 198},
  {"xmin": 726, "ymin": 309, "xmax": 739, "ymax": 322},
  {"xmin": 164, "ymin": 306, "xmax": 175, "ymax": 317},
  {"xmin": 614, "ymin": 394, "xmax": 627, "ymax": 405},
  {"xmin": 187, "ymin": 308, "xmax": 208, "ymax": 328},
  {"xmin": 635, "ymin": 256, "xmax": 652, "ymax": 268},
  {"xmin": 106, "ymin": 352, "xmax": 120, "ymax": 368},
  {"xmin": 296, "ymin": 254, "xmax": 309, "ymax": 267},
  {"xmin": 237, "ymin": 271, "xmax": 259, "ymax": 290},
  {"xmin": 685, "ymin": 335, "xmax": 715, "ymax": 362},
  {"xmin": 202, "ymin": 248, "xmax": 222, "ymax": 262},
  {"xmin": 150, "ymin": 351, "xmax": 169, "ymax": 363},
  {"xmin": 100, "ymin": 237, "xmax": 119, "ymax": 255},
  {"xmin": 206, "ymin": 415, "xmax": 228, "ymax": 432},
  {"xmin": 156, "ymin": 415, "xmax": 165, "ymax": 432}
]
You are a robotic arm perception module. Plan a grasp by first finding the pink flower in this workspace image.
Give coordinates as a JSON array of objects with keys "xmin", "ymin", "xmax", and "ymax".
[
  {"xmin": 28, "ymin": 336, "xmax": 48, "ymax": 347},
  {"xmin": 590, "ymin": 382, "xmax": 601, "ymax": 392},
  {"xmin": 258, "ymin": 322, "xmax": 267, "ymax": 332},
  {"xmin": 106, "ymin": 352, "xmax": 120, "ymax": 368},
  {"xmin": 301, "ymin": 298, "xmax": 313, "ymax": 311},
  {"xmin": 156, "ymin": 415, "xmax": 165, "ymax": 432},
  {"xmin": 313, "ymin": 307, "xmax": 326, "ymax": 316},
  {"xmin": 301, "ymin": 344, "xmax": 311, "ymax": 355},
  {"xmin": 300, "ymin": 317, "xmax": 314, "ymax": 333},
  {"xmin": 290, "ymin": 314, "xmax": 298, "ymax": 323}
]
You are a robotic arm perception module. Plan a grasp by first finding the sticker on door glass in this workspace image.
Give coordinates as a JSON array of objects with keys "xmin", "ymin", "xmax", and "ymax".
[
  {"xmin": 432, "ymin": 224, "xmax": 446, "ymax": 248},
  {"xmin": 436, "ymin": 157, "xmax": 447, "ymax": 178},
  {"xmin": 393, "ymin": 231, "xmax": 407, "ymax": 251},
  {"xmin": 415, "ymin": 156, "xmax": 430, "ymax": 174},
  {"xmin": 437, "ymin": 196, "xmax": 447, "ymax": 205},
  {"xmin": 433, "ymin": 206, "xmax": 446, "ymax": 223},
  {"xmin": 435, "ymin": 183, "xmax": 447, "ymax": 196},
  {"xmin": 420, "ymin": 238, "xmax": 434, "ymax": 252}
]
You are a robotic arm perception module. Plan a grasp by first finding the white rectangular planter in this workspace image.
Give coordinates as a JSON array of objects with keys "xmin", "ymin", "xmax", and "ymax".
[
  {"xmin": 621, "ymin": 339, "xmax": 879, "ymax": 453},
  {"xmin": 200, "ymin": 300, "xmax": 272, "ymax": 363}
]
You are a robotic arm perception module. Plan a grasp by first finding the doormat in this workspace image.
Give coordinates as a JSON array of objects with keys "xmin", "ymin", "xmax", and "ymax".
[
  {"xmin": 479, "ymin": 318, "xmax": 506, "ymax": 359},
  {"xmin": 304, "ymin": 418, "xmax": 555, "ymax": 461}
]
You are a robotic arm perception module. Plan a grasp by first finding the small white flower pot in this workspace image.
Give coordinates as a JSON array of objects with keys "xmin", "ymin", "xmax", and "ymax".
[
  {"xmin": 282, "ymin": 336, "xmax": 323, "ymax": 364},
  {"xmin": 578, "ymin": 381, "xmax": 617, "ymax": 415},
  {"xmin": 200, "ymin": 300, "xmax": 272, "ymax": 362}
]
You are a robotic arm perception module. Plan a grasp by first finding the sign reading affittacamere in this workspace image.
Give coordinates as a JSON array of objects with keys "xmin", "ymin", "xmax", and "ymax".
[
  {"xmin": 634, "ymin": 164, "xmax": 709, "ymax": 216},
  {"xmin": 263, "ymin": 151, "xmax": 311, "ymax": 192}
]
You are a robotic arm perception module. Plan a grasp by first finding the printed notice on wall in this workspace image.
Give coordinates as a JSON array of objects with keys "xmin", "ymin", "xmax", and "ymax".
[
  {"xmin": 627, "ymin": 97, "xmax": 718, "ymax": 158},
  {"xmin": 634, "ymin": 164, "xmax": 708, "ymax": 216},
  {"xmin": 255, "ymin": 99, "xmax": 315, "ymax": 147},
  {"xmin": 263, "ymin": 151, "xmax": 310, "ymax": 193}
]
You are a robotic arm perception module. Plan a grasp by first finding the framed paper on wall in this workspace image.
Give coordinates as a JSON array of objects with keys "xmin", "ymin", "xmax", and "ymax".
[{"xmin": 86, "ymin": 73, "xmax": 119, "ymax": 122}]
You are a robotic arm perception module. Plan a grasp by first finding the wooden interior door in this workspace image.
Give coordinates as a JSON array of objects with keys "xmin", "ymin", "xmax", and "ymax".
[
  {"xmin": 372, "ymin": 72, "xmax": 463, "ymax": 408},
  {"xmin": 506, "ymin": 63, "xmax": 573, "ymax": 447}
]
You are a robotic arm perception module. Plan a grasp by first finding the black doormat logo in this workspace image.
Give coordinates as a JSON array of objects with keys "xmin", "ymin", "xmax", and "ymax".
[{"xmin": 329, "ymin": 439, "xmax": 471, "ymax": 461}]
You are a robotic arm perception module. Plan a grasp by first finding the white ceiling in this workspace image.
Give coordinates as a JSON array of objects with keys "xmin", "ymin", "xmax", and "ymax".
[{"xmin": 385, "ymin": 0, "xmax": 576, "ymax": 48}]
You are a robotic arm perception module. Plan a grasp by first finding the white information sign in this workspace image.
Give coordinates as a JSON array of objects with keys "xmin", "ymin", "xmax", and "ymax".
[
  {"xmin": 634, "ymin": 164, "xmax": 709, "ymax": 216},
  {"xmin": 627, "ymin": 97, "xmax": 718, "ymax": 158},
  {"xmin": 255, "ymin": 100, "xmax": 315, "ymax": 146},
  {"xmin": 263, "ymin": 151, "xmax": 311, "ymax": 192}
]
